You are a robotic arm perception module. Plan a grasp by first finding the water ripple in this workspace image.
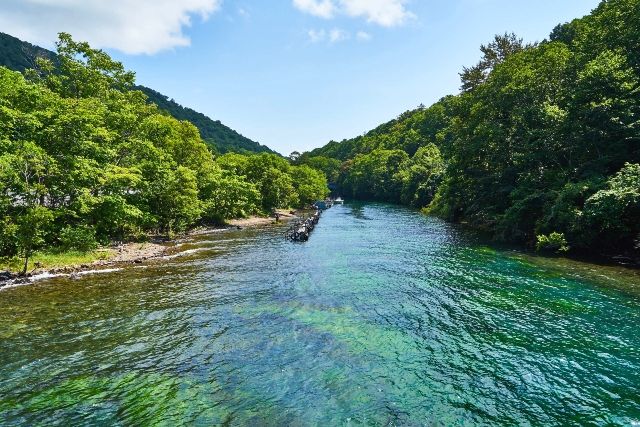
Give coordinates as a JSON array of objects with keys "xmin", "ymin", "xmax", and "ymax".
[{"xmin": 0, "ymin": 203, "xmax": 639, "ymax": 425}]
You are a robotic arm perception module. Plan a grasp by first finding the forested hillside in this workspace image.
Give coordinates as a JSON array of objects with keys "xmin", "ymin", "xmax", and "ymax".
[
  {"xmin": 0, "ymin": 32, "xmax": 275, "ymax": 155},
  {"xmin": 0, "ymin": 34, "xmax": 327, "ymax": 274},
  {"xmin": 303, "ymin": 0, "xmax": 640, "ymax": 259},
  {"xmin": 0, "ymin": 32, "xmax": 56, "ymax": 72},
  {"xmin": 139, "ymin": 87, "xmax": 276, "ymax": 154}
]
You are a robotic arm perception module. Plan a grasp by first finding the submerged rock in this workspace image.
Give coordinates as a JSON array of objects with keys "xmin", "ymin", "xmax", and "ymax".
[{"xmin": 0, "ymin": 271, "xmax": 15, "ymax": 282}]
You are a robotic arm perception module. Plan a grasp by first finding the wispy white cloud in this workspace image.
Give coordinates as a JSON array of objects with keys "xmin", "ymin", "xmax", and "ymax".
[
  {"xmin": 356, "ymin": 31, "xmax": 372, "ymax": 41},
  {"xmin": 293, "ymin": 0, "xmax": 336, "ymax": 19},
  {"xmin": 329, "ymin": 28, "xmax": 350, "ymax": 43},
  {"xmin": 0, "ymin": 0, "xmax": 222, "ymax": 55},
  {"xmin": 293, "ymin": 0, "xmax": 414, "ymax": 27},
  {"xmin": 341, "ymin": 0, "xmax": 414, "ymax": 27},
  {"xmin": 307, "ymin": 28, "xmax": 350, "ymax": 43},
  {"xmin": 308, "ymin": 29, "xmax": 327, "ymax": 43}
]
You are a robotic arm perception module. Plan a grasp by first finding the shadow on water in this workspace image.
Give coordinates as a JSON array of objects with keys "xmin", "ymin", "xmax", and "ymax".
[{"xmin": 1, "ymin": 203, "xmax": 639, "ymax": 425}]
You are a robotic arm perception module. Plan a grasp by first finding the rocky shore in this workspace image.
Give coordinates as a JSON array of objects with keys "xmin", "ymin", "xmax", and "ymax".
[{"xmin": 0, "ymin": 211, "xmax": 298, "ymax": 287}]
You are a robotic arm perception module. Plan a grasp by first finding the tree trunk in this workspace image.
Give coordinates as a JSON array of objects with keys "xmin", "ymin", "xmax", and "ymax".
[{"xmin": 21, "ymin": 251, "xmax": 30, "ymax": 276}]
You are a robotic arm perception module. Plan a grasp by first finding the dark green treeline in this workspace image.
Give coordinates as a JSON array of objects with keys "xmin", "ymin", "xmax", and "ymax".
[{"xmin": 300, "ymin": 0, "xmax": 639, "ymax": 257}]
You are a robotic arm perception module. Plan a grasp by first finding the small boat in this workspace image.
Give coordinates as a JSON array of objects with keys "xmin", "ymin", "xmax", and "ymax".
[{"xmin": 334, "ymin": 197, "xmax": 344, "ymax": 204}]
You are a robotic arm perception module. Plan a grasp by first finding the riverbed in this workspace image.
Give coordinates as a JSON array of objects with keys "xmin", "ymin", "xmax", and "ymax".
[{"xmin": 1, "ymin": 203, "xmax": 639, "ymax": 425}]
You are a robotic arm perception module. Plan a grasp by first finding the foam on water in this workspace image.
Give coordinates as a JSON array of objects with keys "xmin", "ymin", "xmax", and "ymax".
[
  {"xmin": 29, "ymin": 272, "xmax": 66, "ymax": 281},
  {"xmin": 0, "ymin": 268, "xmax": 124, "ymax": 291},
  {"xmin": 74, "ymin": 268, "xmax": 122, "ymax": 276},
  {"xmin": 161, "ymin": 248, "xmax": 210, "ymax": 260}
]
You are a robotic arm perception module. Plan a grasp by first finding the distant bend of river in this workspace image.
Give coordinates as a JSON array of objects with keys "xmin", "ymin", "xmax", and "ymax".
[{"xmin": 1, "ymin": 203, "xmax": 639, "ymax": 425}]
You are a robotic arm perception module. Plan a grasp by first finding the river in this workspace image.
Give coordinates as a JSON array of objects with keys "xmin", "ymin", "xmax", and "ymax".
[{"xmin": 1, "ymin": 203, "xmax": 639, "ymax": 425}]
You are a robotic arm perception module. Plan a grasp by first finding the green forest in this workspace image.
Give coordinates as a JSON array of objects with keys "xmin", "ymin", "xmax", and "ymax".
[
  {"xmin": 0, "ymin": 34, "xmax": 328, "ymax": 273},
  {"xmin": 1, "ymin": 0, "xmax": 638, "ymax": 273},
  {"xmin": 302, "ymin": 0, "xmax": 639, "ymax": 259},
  {"xmin": 0, "ymin": 31, "xmax": 273, "ymax": 156},
  {"xmin": 139, "ymin": 87, "xmax": 276, "ymax": 155}
]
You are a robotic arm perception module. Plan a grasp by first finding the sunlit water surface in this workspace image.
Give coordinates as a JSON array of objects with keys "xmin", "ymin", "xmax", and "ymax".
[{"xmin": 1, "ymin": 203, "xmax": 639, "ymax": 425}]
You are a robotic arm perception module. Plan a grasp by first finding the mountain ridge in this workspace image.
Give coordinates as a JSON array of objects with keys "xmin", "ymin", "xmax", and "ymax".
[{"xmin": 0, "ymin": 31, "xmax": 276, "ymax": 155}]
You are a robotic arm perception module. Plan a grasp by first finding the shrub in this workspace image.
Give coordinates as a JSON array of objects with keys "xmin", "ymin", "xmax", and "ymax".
[
  {"xmin": 58, "ymin": 226, "xmax": 98, "ymax": 253},
  {"xmin": 0, "ymin": 219, "xmax": 18, "ymax": 261},
  {"xmin": 582, "ymin": 163, "xmax": 640, "ymax": 251},
  {"xmin": 536, "ymin": 232, "xmax": 570, "ymax": 253}
]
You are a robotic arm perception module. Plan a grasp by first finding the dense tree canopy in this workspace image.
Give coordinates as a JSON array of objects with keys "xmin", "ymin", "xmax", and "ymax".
[
  {"xmin": 0, "ymin": 34, "xmax": 328, "ymax": 273},
  {"xmin": 216, "ymin": 152, "xmax": 329, "ymax": 211},
  {"xmin": 304, "ymin": 0, "xmax": 640, "ymax": 258}
]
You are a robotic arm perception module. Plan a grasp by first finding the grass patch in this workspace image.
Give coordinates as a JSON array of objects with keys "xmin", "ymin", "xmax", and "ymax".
[{"xmin": 0, "ymin": 249, "xmax": 114, "ymax": 274}]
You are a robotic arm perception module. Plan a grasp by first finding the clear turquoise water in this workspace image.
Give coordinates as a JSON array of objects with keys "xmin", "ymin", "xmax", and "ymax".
[{"xmin": 1, "ymin": 203, "xmax": 639, "ymax": 426}]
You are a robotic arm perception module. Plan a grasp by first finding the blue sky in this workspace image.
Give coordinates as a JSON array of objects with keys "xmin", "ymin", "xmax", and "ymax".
[{"xmin": 1, "ymin": 0, "xmax": 602, "ymax": 154}]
